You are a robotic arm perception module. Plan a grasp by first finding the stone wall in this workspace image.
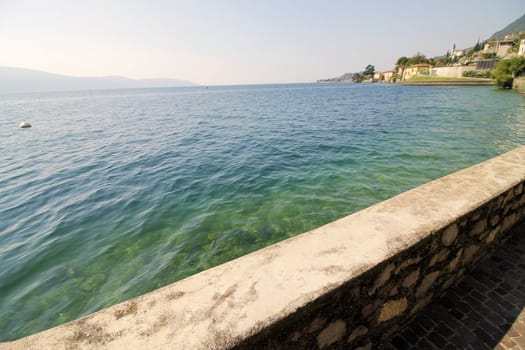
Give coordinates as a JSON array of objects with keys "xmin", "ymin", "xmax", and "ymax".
[
  {"xmin": 514, "ymin": 77, "xmax": 525, "ymax": 94},
  {"xmin": 429, "ymin": 66, "xmax": 476, "ymax": 78},
  {"xmin": 234, "ymin": 181, "xmax": 525, "ymax": 349},
  {"xmin": 2, "ymin": 147, "xmax": 525, "ymax": 350}
]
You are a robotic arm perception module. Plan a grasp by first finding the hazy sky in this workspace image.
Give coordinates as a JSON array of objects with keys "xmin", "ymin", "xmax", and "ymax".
[{"xmin": 1, "ymin": 0, "xmax": 524, "ymax": 85}]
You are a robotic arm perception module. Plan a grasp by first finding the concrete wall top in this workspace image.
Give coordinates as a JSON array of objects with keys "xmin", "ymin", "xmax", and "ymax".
[{"xmin": 3, "ymin": 146, "xmax": 525, "ymax": 350}]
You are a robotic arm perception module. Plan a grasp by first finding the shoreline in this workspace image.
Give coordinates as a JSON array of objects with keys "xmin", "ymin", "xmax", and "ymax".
[
  {"xmin": 399, "ymin": 77, "xmax": 494, "ymax": 86},
  {"xmin": 399, "ymin": 80, "xmax": 494, "ymax": 86}
]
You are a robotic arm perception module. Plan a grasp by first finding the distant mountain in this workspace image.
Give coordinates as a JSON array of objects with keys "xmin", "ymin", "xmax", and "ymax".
[
  {"xmin": 317, "ymin": 72, "xmax": 354, "ymax": 83},
  {"xmin": 0, "ymin": 67, "xmax": 195, "ymax": 93},
  {"xmin": 488, "ymin": 13, "xmax": 525, "ymax": 40}
]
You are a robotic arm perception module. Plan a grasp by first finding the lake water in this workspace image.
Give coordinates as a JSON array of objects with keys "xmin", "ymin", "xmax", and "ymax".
[{"xmin": 1, "ymin": 83, "xmax": 524, "ymax": 340}]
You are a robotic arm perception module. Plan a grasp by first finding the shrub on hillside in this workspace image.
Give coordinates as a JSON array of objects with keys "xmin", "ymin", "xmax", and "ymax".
[
  {"xmin": 493, "ymin": 57, "xmax": 525, "ymax": 89},
  {"xmin": 462, "ymin": 70, "xmax": 492, "ymax": 78}
]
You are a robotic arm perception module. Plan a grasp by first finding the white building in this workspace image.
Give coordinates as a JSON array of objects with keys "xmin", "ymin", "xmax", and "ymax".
[{"xmin": 483, "ymin": 40, "xmax": 514, "ymax": 58}]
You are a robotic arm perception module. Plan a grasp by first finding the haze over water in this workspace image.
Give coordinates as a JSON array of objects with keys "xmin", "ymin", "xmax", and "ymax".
[{"xmin": 1, "ymin": 83, "xmax": 524, "ymax": 340}]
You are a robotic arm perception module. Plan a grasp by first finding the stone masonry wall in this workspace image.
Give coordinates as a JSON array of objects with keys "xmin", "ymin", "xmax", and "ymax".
[
  {"xmin": 233, "ymin": 182, "xmax": 525, "ymax": 349},
  {"xmin": 514, "ymin": 77, "xmax": 525, "ymax": 94},
  {"xmin": 429, "ymin": 66, "xmax": 474, "ymax": 79}
]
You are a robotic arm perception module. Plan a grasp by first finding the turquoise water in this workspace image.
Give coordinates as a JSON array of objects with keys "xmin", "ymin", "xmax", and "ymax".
[{"xmin": 0, "ymin": 83, "xmax": 524, "ymax": 340}]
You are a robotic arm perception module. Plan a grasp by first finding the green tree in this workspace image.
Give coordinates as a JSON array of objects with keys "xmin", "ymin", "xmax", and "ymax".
[
  {"xmin": 473, "ymin": 40, "xmax": 481, "ymax": 52},
  {"xmin": 508, "ymin": 38, "xmax": 521, "ymax": 53},
  {"xmin": 493, "ymin": 56, "xmax": 525, "ymax": 88},
  {"xmin": 406, "ymin": 53, "xmax": 429, "ymax": 65},
  {"xmin": 352, "ymin": 72, "xmax": 365, "ymax": 83},
  {"xmin": 396, "ymin": 56, "xmax": 408, "ymax": 68},
  {"xmin": 475, "ymin": 40, "xmax": 487, "ymax": 52},
  {"xmin": 509, "ymin": 56, "xmax": 525, "ymax": 78},
  {"xmin": 391, "ymin": 73, "xmax": 400, "ymax": 83},
  {"xmin": 493, "ymin": 63, "xmax": 513, "ymax": 88},
  {"xmin": 364, "ymin": 64, "xmax": 375, "ymax": 77},
  {"xmin": 431, "ymin": 57, "xmax": 446, "ymax": 67}
]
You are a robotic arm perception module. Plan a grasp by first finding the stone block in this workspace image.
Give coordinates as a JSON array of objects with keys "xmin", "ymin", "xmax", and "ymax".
[
  {"xmin": 347, "ymin": 325, "xmax": 368, "ymax": 344},
  {"xmin": 402, "ymin": 269, "xmax": 420, "ymax": 289},
  {"xmin": 442, "ymin": 276, "xmax": 456, "ymax": 290},
  {"xmin": 470, "ymin": 219, "xmax": 487, "ymax": 236},
  {"xmin": 486, "ymin": 227, "xmax": 500, "ymax": 244},
  {"xmin": 458, "ymin": 267, "xmax": 466, "ymax": 278},
  {"xmin": 471, "ymin": 210, "xmax": 482, "ymax": 221},
  {"xmin": 369, "ymin": 263, "xmax": 395, "ymax": 295},
  {"xmin": 495, "ymin": 193, "xmax": 505, "ymax": 208},
  {"xmin": 290, "ymin": 331, "xmax": 302, "ymax": 342},
  {"xmin": 447, "ymin": 248, "xmax": 463, "ymax": 272},
  {"xmin": 442, "ymin": 224, "xmax": 458, "ymax": 246},
  {"xmin": 501, "ymin": 213, "xmax": 518, "ymax": 233},
  {"xmin": 503, "ymin": 190, "xmax": 514, "ymax": 205},
  {"xmin": 516, "ymin": 183, "xmax": 523, "ymax": 195},
  {"xmin": 317, "ymin": 320, "xmax": 346, "ymax": 349},
  {"xmin": 389, "ymin": 286, "xmax": 399, "ymax": 296},
  {"xmin": 395, "ymin": 256, "xmax": 421, "ymax": 274},
  {"xmin": 361, "ymin": 300, "xmax": 381, "ymax": 318},
  {"xmin": 462, "ymin": 244, "xmax": 480, "ymax": 265},
  {"xmin": 489, "ymin": 214, "xmax": 500, "ymax": 227},
  {"xmin": 410, "ymin": 294, "xmax": 433, "ymax": 316},
  {"xmin": 503, "ymin": 203, "xmax": 514, "ymax": 216},
  {"xmin": 308, "ymin": 317, "xmax": 326, "ymax": 333},
  {"xmin": 429, "ymin": 249, "xmax": 449, "ymax": 267},
  {"xmin": 378, "ymin": 298, "xmax": 408, "ymax": 322},
  {"xmin": 416, "ymin": 271, "xmax": 440, "ymax": 298}
]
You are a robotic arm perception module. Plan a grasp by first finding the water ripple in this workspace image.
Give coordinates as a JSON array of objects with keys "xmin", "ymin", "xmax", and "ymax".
[{"xmin": 0, "ymin": 84, "xmax": 524, "ymax": 340}]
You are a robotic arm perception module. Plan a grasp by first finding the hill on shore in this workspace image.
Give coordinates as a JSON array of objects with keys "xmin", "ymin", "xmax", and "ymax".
[
  {"xmin": 488, "ymin": 13, "xmax": 525, "ymax": 40},
  {"xmin": 0, "ymin": 67, "xmax": 195, "ymax": 94},
  {"xmin": 317, "ymin": 72, "xmax": 354, "ymax": 83}
]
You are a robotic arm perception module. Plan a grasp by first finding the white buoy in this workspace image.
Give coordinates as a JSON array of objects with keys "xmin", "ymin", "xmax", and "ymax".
[{"xmin": 20, "ymin": 120, "xmax": 31, "ymax": 128}]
